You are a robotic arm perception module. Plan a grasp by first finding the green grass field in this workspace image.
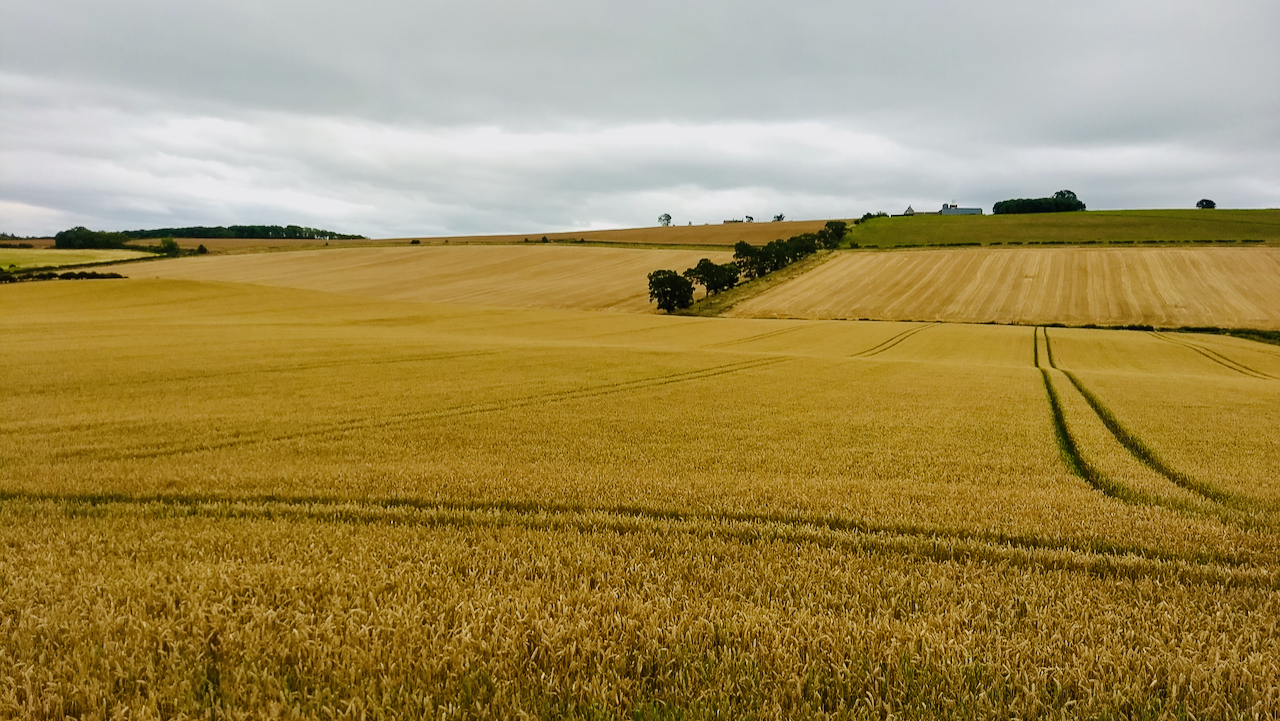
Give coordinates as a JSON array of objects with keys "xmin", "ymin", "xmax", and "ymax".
[
  {"xmin": 850, "ymin": 208, "xmax": 1280, "ymax": 248},
  {"xmin": 2, "ymin": 278, "xmax": 1279, "ymax": 718},
  {"xmin": 0, "ymin": 247, "xmax": 152, "ymax": 270}
]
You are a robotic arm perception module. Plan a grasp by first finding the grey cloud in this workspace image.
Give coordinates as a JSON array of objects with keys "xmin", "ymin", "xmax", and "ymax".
[{"xmin": 1, "ymin": 0, "xmax": 1277, "ymax": 236}]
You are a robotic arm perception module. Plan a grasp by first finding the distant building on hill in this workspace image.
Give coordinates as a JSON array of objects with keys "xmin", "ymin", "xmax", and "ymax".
[
  {"xmin": 940, "ymin": 202, "xmax": 983, "ymax": 216},
  {"xmin": 902, "ymin": 203, "xmax": 983, "ymax": 216}
]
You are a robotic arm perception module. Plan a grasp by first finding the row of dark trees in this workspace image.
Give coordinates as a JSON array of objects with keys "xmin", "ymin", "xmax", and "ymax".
[
  {"xmin": 647, "ymin": 259, "xmax": 742, "ymax": 312},
  {"xmin": 733, "ymin": 221, "xmax": 849, "ymax": 279},
  {"xmin": 992, "ymin": 190, "xmax": 1086, "ymax": 215},
  {"xmin": 54, "ymin": 225, "xmax": 364, "ymax": 249},
  {"xmin": 121, "ymin": 225, "xmax": 365, "ymax": 240},
  {"xmin": 648, "ymin": 221, "xmax": 850, "ymax": 313},
  {"xmin": 0, "ymin": 270, "xmax": 124, "ymax": 284},
  {"xmin": 52, "ymin": 228, "xmax": 195, "ymax": 256}
]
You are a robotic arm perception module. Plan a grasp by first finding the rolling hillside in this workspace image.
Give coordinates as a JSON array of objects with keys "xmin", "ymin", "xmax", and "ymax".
[
  {"xmin": 850, "ymin": 208, "xmax": 1280, "ymax": 248},
  {"xmin": 119, "ymin": 244, "xmax": 733, "ymax": 313}
]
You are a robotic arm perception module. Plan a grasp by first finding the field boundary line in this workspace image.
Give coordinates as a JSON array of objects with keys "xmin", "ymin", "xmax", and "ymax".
[
  {"xmin": 850, "ymin": 323, "xmax": 938, "ymax": 358},
  {"xmin": 1148, "ymin": 332, "xmax": 1276, "ymax": 380},
  {"xmin": 4, "ymin": 493, "xmax": 1275, "ymax": 585}
]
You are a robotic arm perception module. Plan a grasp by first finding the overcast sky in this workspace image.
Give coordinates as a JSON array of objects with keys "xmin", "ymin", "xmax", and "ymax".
[{"xmin": 2, "ymin": 0, "xmax": 1277, "ymax": 238}]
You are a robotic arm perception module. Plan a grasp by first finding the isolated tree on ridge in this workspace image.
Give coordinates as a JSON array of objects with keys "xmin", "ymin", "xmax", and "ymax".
[
  {"xmin": 1197, "ymin": 199, "xmax": 1216, "ymax": 209},
  {"xmin": 658, "ymin": 213, "xmax": 672, "ymax": 227}
]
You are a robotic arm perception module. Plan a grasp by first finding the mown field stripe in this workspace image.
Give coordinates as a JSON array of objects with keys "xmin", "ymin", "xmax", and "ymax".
[
  {"xmin": 1148, "ymin": 332, "xmax": 1277, "ymax": 380},
  {"xmin": 2, "ymin": 493, "xmax": 1274, "ymax": 585}
]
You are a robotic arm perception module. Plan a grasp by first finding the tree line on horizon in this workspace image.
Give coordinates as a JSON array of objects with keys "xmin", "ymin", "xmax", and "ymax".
[
  {"xmin": 52, "ymin": 225, "xmax": 365, "ymax": 249},
  {"xmin": 121, "ymin": 225, "xmax": 366, "ymax": 240}
]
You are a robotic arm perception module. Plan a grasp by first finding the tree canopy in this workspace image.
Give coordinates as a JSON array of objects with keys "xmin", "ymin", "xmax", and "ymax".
[
  {"xmin": 54, "ymin": 227, "xmax": 130, "ymax": 249},
  {"xmin": 120, "ymin": 225, "xmax": 365, "ymax": 240},
  {"xmin": 1197, "ymin": 199, "xmax": 1217, "ymax": 209},
  {"xmin": 647, "ymin": 270, "xmax": 694, "ymax": 313},
  {"xmin": 682, "ymin": 258, "xmax": 740, "ymax": 298},
  {"xmin": 992, "ymin": 191, "xmax": 1086, "ymax": 215}
]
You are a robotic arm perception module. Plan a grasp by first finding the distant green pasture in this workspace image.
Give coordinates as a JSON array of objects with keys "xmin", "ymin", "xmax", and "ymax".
[
  {"xmin": 0, "ymin": 248, "xmax": 152, "ymax": 271},
  {"xmin": 851, "ymin": 209, "xmax": 1280, "ymax": 248}
]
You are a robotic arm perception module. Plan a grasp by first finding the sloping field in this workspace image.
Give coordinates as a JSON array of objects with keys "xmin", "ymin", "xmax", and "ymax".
[
  {"xmin": 852, "ymin": 208, "xmax": 1280, "ymax": 248},
  {"xmin": 3, "ymin": 278, "xmax": 1280, "ymax": 717},
  {"xmin": 730, "ymin": 246, "xmax": 1280, "ymax": 328},
  {"xmin": 386, "ymin": 218, "xmax": 839, "ymax": 246},
  {"xmin": 118, "ymin": 244, "xmax": 732, "ymax": 312},
  {"xmin": 0, "ymin": 247, "xmax": 151, "ymax": 270}
]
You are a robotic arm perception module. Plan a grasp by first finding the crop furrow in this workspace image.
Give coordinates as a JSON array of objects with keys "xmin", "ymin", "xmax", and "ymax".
[
  {"xmin": 1148, "ymin": 332, "xmax": 1275, "ymax": 380},
  {"xmin": 1042, "ymin": 329, "xmax": 1237, "ymax": 505},
  {"xmin": 94, "ymin": 356, "xmax": 792, "ymax": 460},
  {"xmin": 1040, "ymin": 368, "xmax": 1145, "ymax": 504},
  {"xmin": 850, "ymin": 322, "xmax": 937, "ymax": 357},
  {"xmin": 1036, "ymin": 329, "xmax": 1272, "ymax": 532},
  {"xmin": 4, "ymin": 491, "xmax": 1269, "ymax": 570},
  {"xmin": 6, "ymin": 494, "xmax": 1274, "ymax": 587},
  {"xmin": 701, "ymin": 324, "xmax": 805, "ymax": 348},
  {"xmin": 1059, "ymin": 369, "xmax": 1232, "ymax": 504}
]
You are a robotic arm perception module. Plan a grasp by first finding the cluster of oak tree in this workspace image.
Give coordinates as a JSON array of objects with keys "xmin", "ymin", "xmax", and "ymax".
[
  {"xmin": 992, "ymin": 190, "xmax": 1085, "ymax": 215},
  {"xmin": 648, "ymin": 221, "xmax": 848, "ymax": 312}
]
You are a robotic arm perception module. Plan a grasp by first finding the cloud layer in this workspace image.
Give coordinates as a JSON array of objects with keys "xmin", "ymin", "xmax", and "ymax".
[{"xmin": 2, "ymin": 0, "xmax": 1277, "ymax": 237}]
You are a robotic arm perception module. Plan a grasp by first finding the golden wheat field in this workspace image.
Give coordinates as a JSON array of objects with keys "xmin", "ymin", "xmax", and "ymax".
[
  {"xmin": 728, "ymin": 246, "xmax": 1280, "ymax": 329},
  {"xmin": 117, "ymin": 245, "xmax": 733, "ymax": 312},
  {"xmin": 2, "ymin": 274, "xmax": 1280, "ymax": 719}
]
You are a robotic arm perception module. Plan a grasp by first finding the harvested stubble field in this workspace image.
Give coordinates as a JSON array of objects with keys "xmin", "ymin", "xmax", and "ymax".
[
  {"xmin": 730, "ymin": 246, "xmax": 1280, "ymax": 329},
  {"xmin": 118, "ymin": 245, "xmax": 733, "ymax": 313},
  {"xmin": 3, "ymin": 278, "xmax": 1280, "ymax": 719}
]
